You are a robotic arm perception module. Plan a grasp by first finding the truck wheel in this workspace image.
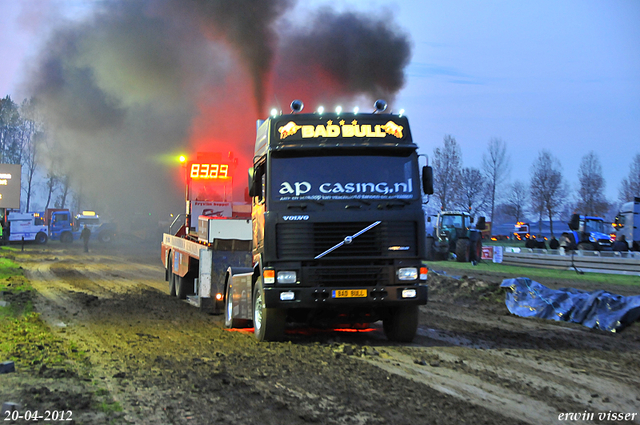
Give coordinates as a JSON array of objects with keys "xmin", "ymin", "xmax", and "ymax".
[
  {"xmin": 253, "ymin": 279, "xmax": 285, "ymax": 342},
  {"xmin": 168, "ymin": 257, "xmax": 176, "ymax": 297},
  {"xmin": 176, "ymin": 275, "xmax": 194, "ymax": 300},
  {"xmin": 472, "ymin": 239, "xmax": 482, "ymax": 262},
  {"xmin": 434, "ymin": 251, "xmax": 447, "ymax": 261},
  {"xmin": 35, "ymin": 232, "xmax": 48, "ymax": 244},
  {"xmin": 425, "ymin": 237, "xmax": 435, "ymax": 261},
  {"xmin": 224, "ymin": 283, "xmax": 250, "ymax": 328},
  {"xmin": 98, "ymin": 232, "xmax": 112, "ymax": 243},
  {"xmin": 383, "ymin": 305, "xmax": 419, "ymax": 342},
  {"xmin": 61, "ymin": 232, "xmax": 73, "ymax": 243},
  {"xmin": 455, "ymin": 239, "xmax": 470, "ymax": 262},
  {"xmin": 577, "ymin": 242, "xmax": 595, "ymax": 251}
]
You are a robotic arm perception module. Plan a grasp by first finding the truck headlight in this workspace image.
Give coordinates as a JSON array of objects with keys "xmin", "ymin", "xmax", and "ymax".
[
  {"xmin": 397, "ymin": 267, "xmax": 418, "ymax": 281},
  {"xmin": 277, "ymin": 271, "xmax": 297, "ymax": 284}
]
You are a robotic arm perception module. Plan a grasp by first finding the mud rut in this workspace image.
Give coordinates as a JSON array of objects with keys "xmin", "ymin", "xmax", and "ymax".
[{"xmin": 7, "ymin": 240, "xmax": 640, "ymax": 424}]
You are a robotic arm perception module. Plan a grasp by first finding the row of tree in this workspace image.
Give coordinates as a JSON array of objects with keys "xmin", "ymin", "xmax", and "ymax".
[
  {"xmin": 428, "ymin": 134, "xmax": 640, "ymax": 234},
  {"xmin": 0, "ymin": 95, "xmax": 73, "ymax": 213},
  {"xmin": 3, "ymin": 92, "xmax": 640, "ymax": 228}
]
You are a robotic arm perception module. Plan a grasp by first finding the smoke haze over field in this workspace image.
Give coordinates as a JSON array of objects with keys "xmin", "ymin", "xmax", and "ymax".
[{"xmin": 23, "ymin": 0, "xmax": 412, "ymax": 220}]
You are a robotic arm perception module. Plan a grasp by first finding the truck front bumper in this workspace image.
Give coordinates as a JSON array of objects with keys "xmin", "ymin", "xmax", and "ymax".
[{"xmin": 263, "ymin": 284, "xmax": 428, "ymax": 309}]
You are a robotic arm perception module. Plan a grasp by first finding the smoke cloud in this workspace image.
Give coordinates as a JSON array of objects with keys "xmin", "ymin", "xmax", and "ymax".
[
  {"xmin": 272, "ymin": 8, "xmax": 412, "ymax": 109},
  {"xmin": 22, "ymin": 0, "xmax": 413, "ymax": 224}
]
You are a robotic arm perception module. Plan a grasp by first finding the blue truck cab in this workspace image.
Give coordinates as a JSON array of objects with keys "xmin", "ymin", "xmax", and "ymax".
[
  {"xmin": 560, "ymin": 214, "xmax": 613, "ymax": 251},
  {"xmin": 49, "ymin": 210, "xmax": 76, "ymax": 243},
  {"xmin": 48, "ymin": 210, "xmax": 116, "ymax": 243},
  {"xmin": 75, "ymin": 211, "xmax": 117, "ymax": 243}
]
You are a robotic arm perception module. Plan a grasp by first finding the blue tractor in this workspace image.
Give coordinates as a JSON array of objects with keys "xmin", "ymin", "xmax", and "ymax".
[{"xmin": 559, "ymin": 214, "xmax": 613, "ymax": 251}]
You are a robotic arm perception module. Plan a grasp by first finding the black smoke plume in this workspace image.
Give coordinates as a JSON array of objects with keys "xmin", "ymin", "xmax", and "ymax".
[
  {"xmin": 22, "ymin": 1, "xmax": 412, "ymax": 224},
  {"xmin": 273, "ymin": 8, "xmax": 412, "ymax": 107}
]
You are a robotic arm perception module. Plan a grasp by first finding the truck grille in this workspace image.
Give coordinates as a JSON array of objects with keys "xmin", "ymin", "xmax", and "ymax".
[
  {"xmin": 276, "ymin": 221, "xmax": 417, "ymax": 260},
  {"xmin": 304, "ymin": 264, "xmax": 392, "ymax": 287}
]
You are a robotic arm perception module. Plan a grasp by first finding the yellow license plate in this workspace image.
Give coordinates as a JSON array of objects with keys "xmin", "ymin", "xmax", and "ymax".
[{"xmin": 332, "ymin": 289, "xmax": 367, "ymax": 298}]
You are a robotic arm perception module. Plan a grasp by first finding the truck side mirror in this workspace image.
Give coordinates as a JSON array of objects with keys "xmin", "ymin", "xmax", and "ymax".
[
  {"xmin": 568, "ymin": 214, "xmax": 580, "ymax": 231},
  {"xmin": 422, "ymin": 166, "xmax": 434, "ymax": 195},
  {"xmin": 476, "ymin": 216, "xmax": 486, "ymax": 230},
  {"xmin": 248, "ymin": 167, "xmax": 256, "ymax": 197}
]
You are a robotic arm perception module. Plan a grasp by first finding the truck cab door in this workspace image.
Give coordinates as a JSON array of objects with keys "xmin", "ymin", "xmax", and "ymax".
[
  {"xmin": 251, "ymin": 162, "xmax": 266, "ymax": 253},
  {"xmin": 51, "ymin": 212, "xmax": 71, "ymax": 235}
]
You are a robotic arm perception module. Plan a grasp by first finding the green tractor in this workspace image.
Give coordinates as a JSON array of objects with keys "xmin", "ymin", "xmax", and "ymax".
[{"xmin": 426, "ymin": 211, "xmax": 485, "ymax": 262}]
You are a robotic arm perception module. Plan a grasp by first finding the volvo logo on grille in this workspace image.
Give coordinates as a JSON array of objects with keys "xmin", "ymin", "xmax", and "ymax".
[
  {"xmin": 283, "ymin": 215, "xmax": 309, "ymax": 221},
  {"xmin": 344, "ymin": 236, "xmax": 353, "ymax": 244}
]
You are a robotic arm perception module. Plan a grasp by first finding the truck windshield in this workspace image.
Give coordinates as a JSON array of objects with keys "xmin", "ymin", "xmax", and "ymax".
[
  {"xmin": 584, "ymin": 220, "xmax": 605, "ymax": 233},
  {"xmin": 78, "ymin": 218, "xmax": 100, "ymax": 227},
  {"xmin": 441, "ymin": 215, "xmax": 463, "ymax": 228},
  {"xmin": 271, "ymin": 155, "xmax": 417, "ymax": 202}
]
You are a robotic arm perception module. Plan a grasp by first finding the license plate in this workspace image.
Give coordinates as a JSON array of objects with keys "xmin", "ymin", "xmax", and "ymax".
[{"xmin": 332, "ymin": 289, "xmax": 367, "ymax": 298}]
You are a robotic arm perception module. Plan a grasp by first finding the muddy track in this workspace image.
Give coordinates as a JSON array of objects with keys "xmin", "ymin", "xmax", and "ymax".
[{"xmin": 4, "ymin": 239, "xmax": 640, "ymax": 424}]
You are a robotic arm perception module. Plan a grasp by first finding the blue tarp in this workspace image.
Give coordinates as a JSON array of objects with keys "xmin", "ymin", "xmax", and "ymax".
[{"xmin": 500, "ymin": 278, "xmax": 640, "ymax": 332}]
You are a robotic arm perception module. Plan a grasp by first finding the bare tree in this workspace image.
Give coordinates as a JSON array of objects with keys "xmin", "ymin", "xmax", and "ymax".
[
  {"xmin": 482, "ymin": 137, "xmax": 509, "ymax": 231},
  {"xmin": 529, "ymin": 150, "xmax": 567, "ymax": 237},
  {"xmin": 619, "ymin": 153, "xmax": 640, "ymax": 203},
  {"xmin": 20, "ymin": 99, "xmax": 41, "ymax": 212},
  {"xmin": 502, "ymin": 180, "xmax": 528, "ymax": 223},
  {"xmin": 44, "ymin": 172, "xmax": 58, "ymax": 211},
  {"xmin": 0, "ymin": 95, "xmax": 22, "ymax": 164},
  {"xmin": 433, "ymin": 135, "xmax": 462, "ymax": 211},
  {"xmin": 56, "ymin": 175, "xmax": 71, "ymax": 209},
  {"xmin": 455, "ymin": 167, "xmax": 488, "ymax": 216},
  {"xmin": 576, "ymin": 151, "xmax": 609, "ymax": 216}
]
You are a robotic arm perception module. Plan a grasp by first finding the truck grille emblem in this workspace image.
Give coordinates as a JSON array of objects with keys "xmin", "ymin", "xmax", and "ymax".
[{"xmin": 315, "ymin": 221, "xmax": 381, "ymax": 259}]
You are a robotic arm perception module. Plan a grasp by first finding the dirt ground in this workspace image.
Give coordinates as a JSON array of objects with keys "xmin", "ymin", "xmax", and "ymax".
[{"xmin": 1, "ymin": 237, "xmax": 639, "ymax": 424}]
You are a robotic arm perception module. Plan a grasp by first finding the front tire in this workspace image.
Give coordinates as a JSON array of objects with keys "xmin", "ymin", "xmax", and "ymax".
[
  {"xmin": 176, "ymin": 274, "xmax": 194, "ymax": 300},
  {"xmin": 253, "ymin": 278, "xmax": 285, "ymax": 342},
  {"xmin": 168, "ymin": 256, "xmax": 176, "ymax": 297},
  {"xmin": 434, "ymin": 251, "xmax": 448, "ymax": 261},
  {"xmin": 60, "ymin": 232, "xmax": 73, "ymax": 243},
  {"xmin": 98, "ymin": 232, "xmax": 112, "ymax": 243},
  {"xmin": 577, "ymin": 242, "xmax": 595, "ymax": 251},
  {"xmin": 474, "ymin": 238, "xmax": 482, "ymax": 262},
  {"xmin": 455, "ymin": 239, "xmax": 470, "ymax": 262},
  {"xmin": 35, "ymin": 232, "xmax": 48, "ymax": 244},
  {"xmin": 383, "ymin": 305, "xmax": 419, "ymax": 342}
]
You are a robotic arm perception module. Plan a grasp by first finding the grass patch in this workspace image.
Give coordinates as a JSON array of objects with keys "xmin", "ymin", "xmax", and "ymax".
[
  {"xmin": 428, "ymin": 259, "xmax": 640, "ymax": 287},
  {"xmin": 97, "ymin": 401, "xmax": 123, "ymax": 413},
  {"xmin": 0, "ymin": 252, "xmax": 87, "ymax": 370},
  {"xmin": 0, "ymin": 256, "xmax": 25, "ymax": 283}
]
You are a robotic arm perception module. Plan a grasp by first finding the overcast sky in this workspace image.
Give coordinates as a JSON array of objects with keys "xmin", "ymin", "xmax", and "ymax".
[{"xmin": 1, "ymin": 0, "xmax": 639, "ymax": 204}]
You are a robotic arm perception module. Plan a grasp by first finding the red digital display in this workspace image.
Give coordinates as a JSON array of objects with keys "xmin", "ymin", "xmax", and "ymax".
[{"xmin": 189, "ymin": 163, "xmax": 230, "ymax": 179}]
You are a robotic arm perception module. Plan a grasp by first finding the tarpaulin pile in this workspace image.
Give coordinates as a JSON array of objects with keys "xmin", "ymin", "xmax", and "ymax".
[{"xmin": 500, "ymin": 278, "xmax": 640, "ymax": 332}]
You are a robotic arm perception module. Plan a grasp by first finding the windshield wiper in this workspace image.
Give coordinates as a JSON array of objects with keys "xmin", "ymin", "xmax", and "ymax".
[
  {"xmin": 378, "ymin": 199, "xmax": 411, "ymax": 209},
  {"xmin": 287, "ymin": 199, "xmax": 324, "ymax": 209},
  {"xmin": 287, "ymin": 203, "xmax": 307, "ymax": 210},
  {"xmin": 314, "ymin": 221, "xmax": 381, "ymax": 259}
]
